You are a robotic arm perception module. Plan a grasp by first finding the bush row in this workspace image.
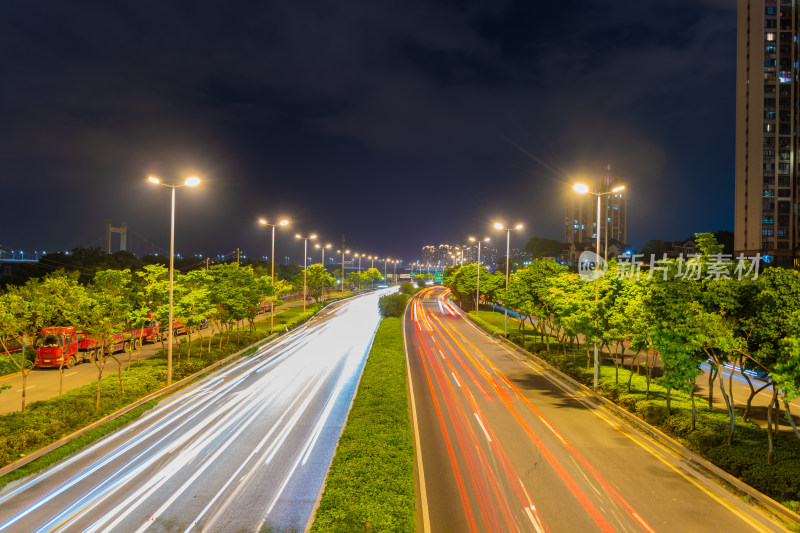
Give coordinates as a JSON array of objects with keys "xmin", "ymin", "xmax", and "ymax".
[{"xmin": 311, "ymin": 317, "xmax": 416, "ymax": 532}]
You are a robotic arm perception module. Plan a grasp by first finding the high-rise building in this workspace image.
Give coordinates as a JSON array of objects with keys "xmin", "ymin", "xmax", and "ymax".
[
  {"xmin": 736, "ymin": 0, "xmax": 797, "ymax": 266},
  {"xmin": 564, "ymin": 165, "xmax": 627, "ymax": 247}
]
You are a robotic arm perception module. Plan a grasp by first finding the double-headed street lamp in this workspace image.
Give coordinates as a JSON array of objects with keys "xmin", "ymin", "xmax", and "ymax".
[
  {"xmin": 259, "ymin": 218, "xmax": 289, "ymax": 333},
  {"xmin": 573, "ymin": 181, "xmax": 625, "ymax": 390},
  {"xmin": 493, "ymin": 222, "xmax": 524, "ymax": 338},
  {"xmin": 469, "ymin": 236, "xmax": 490, "ymax": 315},
  {"xmin": 148, "ymin": 174, "xmax": 200, "ymax": 386},
  {"xmin": 315, "ymin": 242, "xmax": 332, "ymax": 264},
  {"xmin": 296, "ymin": 233, "xmax": 317, "ymax": 312},
  {"xmin": 337, "ymin": 249, "xmax": 350, "ymax": 292},
  {"xmin": 315, "ymin": 243, "xmax": 332, "ymax": 301}
]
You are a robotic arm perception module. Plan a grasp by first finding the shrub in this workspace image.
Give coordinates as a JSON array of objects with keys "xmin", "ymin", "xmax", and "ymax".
[
  {"xmin": 399, "ymin": 282, "xmax": 415, "ymax": 295},
  {"xmin": 378, "ymin": 293, "xmax": 409, "ymax": 318}
]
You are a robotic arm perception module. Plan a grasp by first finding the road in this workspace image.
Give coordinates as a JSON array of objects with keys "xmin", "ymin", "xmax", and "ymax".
[
  {"xmin": 0, "ymin": 289, "xmax": 390, "ymax": 532},
  {"xmin": 0, "ymin": 297, "xmax": 311, "ymax": 415},
  {"xmin": 406, "ymin": 286, "xmax": 787, "ymax": 532}
]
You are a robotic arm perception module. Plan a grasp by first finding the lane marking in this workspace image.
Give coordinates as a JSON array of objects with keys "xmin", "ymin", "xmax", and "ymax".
[
  {"xmin": 403, "ymin": 308, "xmax": 431, "ymax": 533},
  {"xmin": 474, "ymin": 413, "xmax": 491, "ymax": 443}
]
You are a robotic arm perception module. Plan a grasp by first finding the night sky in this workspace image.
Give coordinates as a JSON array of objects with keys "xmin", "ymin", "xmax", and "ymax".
[{"xmin": 1, "ymin": 1, "xmax": 736, "ymax": 265}]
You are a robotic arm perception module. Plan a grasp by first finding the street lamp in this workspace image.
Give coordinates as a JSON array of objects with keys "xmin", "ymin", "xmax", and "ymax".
[
  {"xmin": 295, "ymin": 233, "xmax": 317, "ymax": 312},
  {"xmin": 259, "ymin": 217, "xmax": 290, "ymax": 333},
  {"xmin": 469, "ymin": 236, "xmax": 490, "ymax": 315},
  {"xmin": 493, "ymin": 222, "xmax": 524, "ymax": 338},
  {"xmin": 368, "ymin": 256, "xmax": 376, "ymax": 289},
  {"xmin": 384, "ymin": 258, "xmax": 390, "ymax": 283},
  {"xmin": 574, "ymin": 182, "xmax": 625, "ymax": 390},
  {"xmin": 392, "ymin": 259, "xmax": 399, "ymax": 285},
  {"xmin": 315, "ymin": 242, "xmax": 332, "ymax": 264},
  {"xmin": 296, "ymin": 233, "xmax": 317, "ymax": 312},
  {"xmin": 148, "ymin": 174, "xmax": 200, "ymax": 386},
  {"xmin": 337, "ymin": 249, "xmax": 350, "ymax": 292}
]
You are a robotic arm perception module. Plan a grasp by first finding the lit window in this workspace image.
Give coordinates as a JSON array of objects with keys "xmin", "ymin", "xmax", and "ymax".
[{"xmin": 767, "ymin": 32, "xmax": 776, "ymax": 41}]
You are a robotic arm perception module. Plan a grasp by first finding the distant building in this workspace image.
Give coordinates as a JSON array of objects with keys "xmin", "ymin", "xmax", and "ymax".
[
  {"xmin": 735, "ymin": 0, "xmax": 798, "ymax": 266},
  {"xmin": 564, "ymin": 165, "xmax": 627, "ymax": 248}
]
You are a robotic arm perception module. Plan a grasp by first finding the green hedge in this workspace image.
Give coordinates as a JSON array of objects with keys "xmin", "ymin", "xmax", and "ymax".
[
  {"xmin": 466, "ymin": 312, "xmax": 505, "ymax": 338},
  {"xmin": 311, "ymin": 317, "xmax": 415, "ymax": 532}
]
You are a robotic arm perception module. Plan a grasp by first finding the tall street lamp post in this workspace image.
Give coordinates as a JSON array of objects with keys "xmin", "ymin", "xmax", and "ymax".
[
  {"xmin": 148, "ymin": 175, "xmax": 200, "ymax": 386},
  {"xmin": 573, "ymin": 182, "xmax": 625, "ymax": 390},
  {"xmin": 259, "ymin": 218, "xmax": 289, "ymax": 333},
  {"xmin": 392, "ymin": 259, "xmax": 399, "ymax": 284},
  {"xmin": 493, "ymin": 222, "xmax": 523, "ymax": 338},
  {"xmin": 315, "ymin": 242, "xmax": 331, "ymax": 301},
  {"xmin": 296, "ymin": 233, "xmax": 317, "ymax": 312},
  {"xmin": 337, "ymin": 249, "xmax": 350, "ymax": 292},
  {"xmin": 384, "ymin": 258, "xmax": 390, "ymax": 283},
  {"xmin": 469, "ymin": 236, "xmax": 490, "ymax": 315}
]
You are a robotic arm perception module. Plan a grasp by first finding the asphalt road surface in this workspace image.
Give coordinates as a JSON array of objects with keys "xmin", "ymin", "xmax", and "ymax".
[
  {"xmin": 0, "ymin": 289, "xmax": 391, "ymax": 532},
  {"xmin": 405, "ymin": 286, "xmax": 787, "ymax": 533}
]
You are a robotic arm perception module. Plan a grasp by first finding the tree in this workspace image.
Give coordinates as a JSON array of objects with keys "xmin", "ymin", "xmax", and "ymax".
[
  {"xmin": 301, "ymin": 264, "xmax": 336, "ymax": 302},
  {"xmin": 0, "ymin": 288, "xmax": 34, "ymax": 411},
  {"xmin": 363, "ymin": 268, "xmax": 382, "ymax": 290},
  {"xmin": 379, "ymin": 293, "xmax": 409, "ymax": 318},
  {"xmin": 84, "ymin": 269, "xmax": 133, "ymax": 409}
]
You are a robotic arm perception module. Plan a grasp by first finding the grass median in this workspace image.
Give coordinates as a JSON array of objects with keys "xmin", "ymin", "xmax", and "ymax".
[
  {"xmin": 467, "ymin": 309, "xmax": 800, "ymax": 516},
  {"xmin": 310, "ymin": 317, "xmax": 415, "ymax": 533}
]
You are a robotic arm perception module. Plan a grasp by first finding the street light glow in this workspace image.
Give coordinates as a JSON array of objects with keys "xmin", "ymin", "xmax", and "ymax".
[
  {"xmin": 185, "ymin": 176, "xmax": 200, "ymax": 187},
  {"xmin": 493, "ymin": 222, "xmax": 503, "ymax": 230},
  {"xmin": 573, "ymin": 182, "xmax": 590, "ymax": 194},
  {"xmin": 612, "ymin": 185, "xmax": 625, "ymax": 193},
  {"xmin": 148, "ymin": 176, "xmax": 160, "ymax": 184},
  {"xmin": 258, "ymin": 218, "xmax": 267, "ymax": 225},
  {"xmin": 279, "ymin": 219, "xmax": 289, "ymax": 226},
  {"xmin": 515, "ymin": 223, "xmax": 523, "ymax": 230}
]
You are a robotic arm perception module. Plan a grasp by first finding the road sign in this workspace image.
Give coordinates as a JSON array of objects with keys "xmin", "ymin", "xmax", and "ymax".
[{"xmin": 434, "ymin": 272, "xmax": 444, "ymax": 283}]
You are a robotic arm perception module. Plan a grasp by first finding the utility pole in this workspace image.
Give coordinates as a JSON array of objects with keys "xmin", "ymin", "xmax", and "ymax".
[{"xmin": 237, "ymin": 248, "xmax": 240, "ymax": 265}]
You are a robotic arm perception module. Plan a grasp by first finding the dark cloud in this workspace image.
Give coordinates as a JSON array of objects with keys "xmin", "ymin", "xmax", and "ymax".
[{"xmin": 0, "ymin": 0, "xmax": 736, "ymax": 261}]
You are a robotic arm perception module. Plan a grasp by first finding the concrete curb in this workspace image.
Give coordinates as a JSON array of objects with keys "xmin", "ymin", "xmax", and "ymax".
[
  {"xmin": 0, "ymin": 332, "xmax": 280, "ymax": 480},
  {"xmin": 489, "ymin": 333, "xmax": 800, "ymax": 528}
]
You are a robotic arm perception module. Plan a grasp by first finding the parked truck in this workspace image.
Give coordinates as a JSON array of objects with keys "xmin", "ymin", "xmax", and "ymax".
[
  {"xmin": 33, "ymin": 313, "xmax": 165, "ymax": 368},
  {"xmin": 33, "ymin": 326, "xmax": 80, "ymax": 368}
]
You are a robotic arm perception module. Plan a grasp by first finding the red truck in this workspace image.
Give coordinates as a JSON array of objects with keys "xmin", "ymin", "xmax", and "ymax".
[
  {"xmin": 33, "ymin": 314, "xmax": 166, "ymax": 368},
  {"xmin": 33, "ymin": 326, "xmax": 80, "ymax": 368}
]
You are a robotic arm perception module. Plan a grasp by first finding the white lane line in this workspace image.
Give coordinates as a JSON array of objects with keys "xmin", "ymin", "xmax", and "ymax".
[
  {"xmin": 474, "ymin": 412, "xmax": 492, "ymax": 443},
  {"xmin": 64, "ymin": 372, "xmax": 78, "ymax": 377},
  {"xmin": 451, "ymin": 372, "xmax": 461, "ymax": 388},
  {"xmin": 16, "ymin": 385, "xmax": 36, "ymax": 392}
]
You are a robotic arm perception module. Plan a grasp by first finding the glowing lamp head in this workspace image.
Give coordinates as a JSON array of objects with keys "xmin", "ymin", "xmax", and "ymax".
[
  {"xmin": 148, "ymin": 176, "xmax": 160, "ymax": 185},
  {"xmin": 279, "ymin": 219, "xmax": 289, "ymax": 226},
  {"xmin": 493, "ymin": 222, "xmax": 503, "ymax": 230},
  {"xmin": 295, "ymin": 234, "xmax": 301, "ymax": 239},
  {"xmin": 258, "ymin": 218, "xmax": 267, "ymax": 225},
  {"xmin": 469, "ymin": 237, "xmax": 476, "ymax": 242},
  {"xmin": 185, "ymin": 176, "xmax": 200, "ymax": 187},
  {"xmin": 573, "ymin": 183, "xmax": 590, "ymax": 194},
  {"xmin": 515, "ymin": 224, "xmax": 523, "ymax": 230},
  {"xmin": 612, "ymin": 185, "xmax": 625, "ymax": 193},
  {"xmin": 310, "ymin": 234, "xmax": 317, "ymax": 239}
]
